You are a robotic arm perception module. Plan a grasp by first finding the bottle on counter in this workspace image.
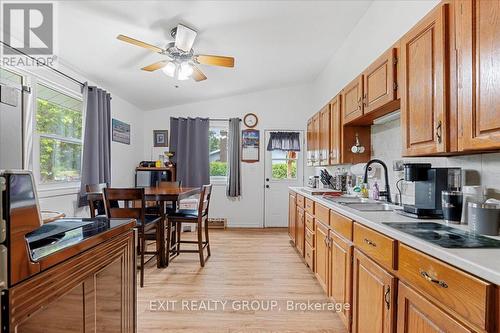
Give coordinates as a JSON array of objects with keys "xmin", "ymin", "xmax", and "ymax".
[{"xmin": 372, "ymin": 181, "xmax": 380, "ymax": 200}]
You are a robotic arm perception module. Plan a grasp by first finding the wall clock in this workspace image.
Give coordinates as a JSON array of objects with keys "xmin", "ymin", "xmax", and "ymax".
[{"xmin": 243, "ymin": 113, "xmax": 258, "ymax": 128}]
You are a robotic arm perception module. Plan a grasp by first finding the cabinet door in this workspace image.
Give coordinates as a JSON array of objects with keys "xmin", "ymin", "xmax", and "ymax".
[
  {"xmin": 457, "ymin": 0, "xmax": 500, "ymax": 150},
  {"xmin": 352, "ymin": 249, "xmax": 396, "ymax": 333},
  {"xmin": 342, "ymin": 75, "xmax": 364, "ymax": 124},
  {"xmin": 306, "ymin": 119, "xmax": 314, "ymax": 166},
  {"xmin": 363, "ymin": 48, "xmax": 397, "ymax": 114},
  {"xmin": 288, "ymin": 194, "xmax": 296, "ymax": 243},
  {"xmin": 397, "ymin": 282, "xmax": 474, "ymax": 333},
  {"xmin": 400, "ymin": 4, "xmax": 448, "ymax": 156},
  {"xmin": 315, "ymin": 222, "xmax": 329, "ymax": 294},
  {"xmin": 330, "ymin": 231, "xmax": 353, "ymax": 330},
  {"xmin": 329, "ymin": 95, "xmax": 341, "ymax": 165},
  {"xmin": 319, "ymin": 106, "xmax": 331, "ymax": 166},
  {"xmin": 296, "ymin": 207, "xmax": 305, "ymax": 256},
  {"xmin": 312, "ymin": 113, "xmax": 320, "ymax": 166}
]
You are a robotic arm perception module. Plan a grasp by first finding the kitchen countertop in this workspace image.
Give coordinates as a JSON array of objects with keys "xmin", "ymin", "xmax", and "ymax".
[
  {"xmin": 290, "ymin": 187, "xmax": 500, "ymax": 285},
  {"xmin": 26, "ymin": 217, "xmax": 135, "ymax": 267}
]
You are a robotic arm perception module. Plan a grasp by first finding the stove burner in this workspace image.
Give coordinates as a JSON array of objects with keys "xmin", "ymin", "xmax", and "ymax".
[{"xmin": 382, "ymin": 222, "xmax": 500, "ymax": 248}]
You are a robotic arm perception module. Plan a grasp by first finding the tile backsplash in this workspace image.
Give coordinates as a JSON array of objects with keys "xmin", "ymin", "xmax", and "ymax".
[{"xmin": 313, "ymin": 115, "xmax": 500, "ymax": 204}]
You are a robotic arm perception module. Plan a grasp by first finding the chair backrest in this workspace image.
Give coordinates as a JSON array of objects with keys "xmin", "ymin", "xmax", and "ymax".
[
  {"xmin": 158, "ymin": 180, "xmax": 181, "ymax": 188},
  {"xmin": 103, "ymin": 188, "xmax": 145, "ymax": 224},
  {"xmin": 197, "ymin": 184, "xmax": 213, "ymax": 217},
  {"xmin": 86, "ymin": 183, "xmax": 108, "ymax": 218}
]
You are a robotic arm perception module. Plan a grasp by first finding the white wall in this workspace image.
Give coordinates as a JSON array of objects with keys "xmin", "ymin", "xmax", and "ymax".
[
  {"xmin": 143, "ymin": 84, "xmax": 312, "ymax": 227},
  {"xmin": 15, "ymin": 63, "xmax": 145, "ymax": 217}
]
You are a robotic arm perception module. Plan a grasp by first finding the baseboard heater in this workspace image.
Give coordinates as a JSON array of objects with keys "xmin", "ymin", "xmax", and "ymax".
[{"xmin": 208, "ymin": 218, "xmax": 227, "ymax": 229}]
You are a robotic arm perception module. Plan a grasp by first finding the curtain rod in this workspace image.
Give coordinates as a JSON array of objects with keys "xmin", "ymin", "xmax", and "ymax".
[
  {"xmin": 210, "ymin": 118, "xmax": 241, "ymax": 121},
  {"xmin": 0, "ymin": 40, "xmax": 85, "ymax": 87}
]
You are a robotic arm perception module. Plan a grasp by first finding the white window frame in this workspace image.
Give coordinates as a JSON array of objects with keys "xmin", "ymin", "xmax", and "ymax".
[
  {"xmin": 209, "ymin": 121, "xmax": 229, "ymax": 185},
  {"xmin": 270, "ymin": 150, "xmax": 299, "ymax": 181},
  {"xmin": 31, "ymin": 77, "xmax": 84, "ymax": 193}
]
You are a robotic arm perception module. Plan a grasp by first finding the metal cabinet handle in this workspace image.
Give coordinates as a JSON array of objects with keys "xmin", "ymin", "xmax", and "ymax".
[
  {"xmin": 384, "ymin": 286, "xmax": 391, "ymax": 310},
  {"xmin": 364, "ymin": 238, "xmax": 376, "ymax": 247},
  {"xmin": 363, "ymin": 93, "xmax": 367, "ymax": 106},
  {"xmin": 436, "ymin": 120, "xmax": 442, "ymax": 144},
  {"xmin": 419, "ymin": 270, "xmax": 448, "ymax": 288}
]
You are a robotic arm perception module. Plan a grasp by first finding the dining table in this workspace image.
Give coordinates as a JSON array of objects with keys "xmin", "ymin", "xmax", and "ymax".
[{"xmin": 143, "ymin": 186, "xmax": 200, "ymax": 267}]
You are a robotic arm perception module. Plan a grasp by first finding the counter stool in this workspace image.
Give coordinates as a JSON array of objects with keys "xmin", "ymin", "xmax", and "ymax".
[
  {"xmin": 104, "ymin": 188, "xmax": 162, "ymax": 287},
  {"xmin": 166, "ymin": 184, "xmax": 212, "ymax": 267}
]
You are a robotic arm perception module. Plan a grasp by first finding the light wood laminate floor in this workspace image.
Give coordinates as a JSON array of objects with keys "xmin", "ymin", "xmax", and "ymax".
[{"xmin": 138, "ymin": 228, "xmax": 347, "ymax": 333}]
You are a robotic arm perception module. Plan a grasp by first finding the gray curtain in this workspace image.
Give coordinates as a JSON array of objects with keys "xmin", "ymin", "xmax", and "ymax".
[
  {"xmin": 170, "ymin": 117, "xmax": 209, "ymax": 187},
  {"xmin": 267, "ymin": 131, "xmax": 301, "ymax": 151},
  {"xmin": 227, "ymin": 118, "xmax": 241, "ymax": 197},
  {"xmin": 78, "ymin": 83, "xmax": 111, "ymax": 206}
]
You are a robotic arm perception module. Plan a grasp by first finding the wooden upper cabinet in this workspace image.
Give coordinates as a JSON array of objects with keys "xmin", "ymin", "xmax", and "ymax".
[
  {"xmin": 352, "ymin": 249, "xmax": 396, "ymax": 333},
  {"xmin": 306, "ymin": 118, "xmax": 314, "ymax": 166},
  {"xmin": 457, "ymin": 0, "xmax": 500, "ymax": 151},
  {"xmin": 363, "ymin": 48, "xmax": 398, "ymax": 115},
  {"xmin": 312, "ymin": 113, "xmax": 320, "ymax": 166},
  {"xmin": 400, "ymin": 4, "xmax": 448, "ymax": 156},
  {"xmin": 319, "ymin": 105, "xmax": 331, "ymax": 166},
  {"xmin": 342, "ymin": 75, "xmax": 364, "ymax": 124},
  {"xmin": 329, "ymin": 95, "xmax": 341, "ymax": 165},
  {"xmin": 397, "ymin": 282, "xmax": 475, "ymax": 333}
]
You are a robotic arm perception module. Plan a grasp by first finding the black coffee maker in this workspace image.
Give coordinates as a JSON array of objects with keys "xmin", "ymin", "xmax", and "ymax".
[{"xmin": 401, "ymin": 163, "xmax": 461, "ymax": 219}]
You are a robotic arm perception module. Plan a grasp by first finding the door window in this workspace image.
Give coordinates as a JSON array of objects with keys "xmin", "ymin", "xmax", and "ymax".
[{"xmin": 271, "ymin": 150, "xmax": 298, "ymax": 180}]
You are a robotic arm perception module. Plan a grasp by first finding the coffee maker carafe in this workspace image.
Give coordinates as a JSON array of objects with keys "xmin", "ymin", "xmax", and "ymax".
[{"xmin": 402, "ymin": 163, "xmax": 461, "ymax": 219}]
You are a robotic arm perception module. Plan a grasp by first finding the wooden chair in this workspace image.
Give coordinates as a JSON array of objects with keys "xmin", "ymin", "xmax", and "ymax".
[
  {"xmin": 166, "ymin": 184, "xmax": 213, "ymax": 267},
  {"xmin": 103, "ymin": 188, "xmax": 162, "ymax": 287},
  {"xmin": 86, "ymin": 183, "xmax": 108, "ymax": 218}
]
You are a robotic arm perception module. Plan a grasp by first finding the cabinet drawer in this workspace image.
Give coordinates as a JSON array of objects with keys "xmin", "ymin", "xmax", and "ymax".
[
  {"xmin": 315, "ymin": 203, "xmax": 329, "ymax": 224},
  {"xmin": 330, "ymin": 210, "xmax": 353, "ymax": 241},
  {"xmin": 296, "ymin": 194, "xmax": 305, "ymax": 208},
  {"xmin": 305, "ymin": 227, "xmax": 314, "ymax": 247},
  {"xmin": 305, "ymin": 242, "xmax": 314, "ymax": 270},
  {"xmin": 305, "ymin": 198, "xmax": 315, "ymax": 215},
  {"xmin": 353, "ymin": 223, "xmax": 396, "ymax": 270},
  {"xmin": 305, "ymin": 213, "xmax": 315, "ymax": 232},
  {"xmin": 398, "ymin": 244, "xmax": 493, "ymax": 331}
]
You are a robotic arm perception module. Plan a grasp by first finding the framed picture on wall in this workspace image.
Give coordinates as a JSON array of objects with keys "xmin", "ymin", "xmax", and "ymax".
[
  {"xmin": 241, "ymin": 129, "xmax": 259, "ymax": 163},
  {"xmin": 112, "ymin": 118, "xmax": 131, "ymax": 145},
  {"xmin": 153, "ymin": 130, "xmax": 169, "ymax": 147}
]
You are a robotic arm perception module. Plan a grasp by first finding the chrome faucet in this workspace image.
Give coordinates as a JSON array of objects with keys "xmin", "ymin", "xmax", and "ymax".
[{"xmin": 363, "ymin": 159, "xmax": 392, "ymax": 203}]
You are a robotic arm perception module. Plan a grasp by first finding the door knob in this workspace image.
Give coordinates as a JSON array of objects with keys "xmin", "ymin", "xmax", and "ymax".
[
  {"xmin": 266, "ymin": 178, "xmax": 269, "ymax": 182},
  {"xmin": 265, "ymin": 185, "xmax": 270, "ymax": 188}
]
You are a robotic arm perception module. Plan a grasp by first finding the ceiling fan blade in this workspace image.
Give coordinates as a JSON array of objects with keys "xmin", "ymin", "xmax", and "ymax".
[
  {"xmin": 141, "ymin": 61, "xmax": 168, "ymax": 72},
  {"xmin": 175, "ymin": 24, "xmax": 197, "ymax": 52},
  {"xmin": 117, "ymin": 34, "xmax": 164, "ymax": 53},
  {"xmin": 195, "ymin": 55, "xmax": 235, "ymax": 68},
  {"xmin": 192, "ymin": 66, "xmax": 207, "ymax": 82}
]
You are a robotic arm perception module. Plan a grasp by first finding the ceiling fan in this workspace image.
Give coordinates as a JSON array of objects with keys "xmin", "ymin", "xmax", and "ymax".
[{"xmin": 117, "ymin": 24, "xmax": 235, "ymax": 82}]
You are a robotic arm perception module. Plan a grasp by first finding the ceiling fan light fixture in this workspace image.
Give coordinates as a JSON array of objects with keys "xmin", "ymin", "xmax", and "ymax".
[
  {"xmin": 179, "ymin": 62, "xmax": 193, "ymax": 77},
  {"xmin": 162, "ymin": 61, "xmax": 176, "ymax": 77}
]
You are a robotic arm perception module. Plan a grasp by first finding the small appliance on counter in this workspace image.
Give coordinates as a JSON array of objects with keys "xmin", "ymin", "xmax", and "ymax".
[
  {"xmin": 400, "ymin": 163, "xmax": 461, "ymax": 219},
  {"xmin": 307, "ymin": 176, "xmax": 320, "ymax": 189}
]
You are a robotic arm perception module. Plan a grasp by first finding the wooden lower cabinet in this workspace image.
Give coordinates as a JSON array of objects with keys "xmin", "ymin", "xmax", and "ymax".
[
  {"xmin": 329, "ymin": 230, "xmax": 353, "ymax": 330},
  {"xmin": 8, "ymin": 231, "xmax": 136, "ymax": 333},
  {"xmin": 352, "ymin": 248, "xmax": 396, "ymax": 333},
  {"xmin": 315, "ymin": 222, "xmax": 329, "ymax": 294},
  {"xmin": 288, "ymin": 193, "xmax": 296, "ymax": 244},
  {"xmin": 296, "ymin": 206, "xmax": 305, "ymax": 256},
  {"xmin": 397, "ymin": 282, "xmax": 474, "ymax": 333}
]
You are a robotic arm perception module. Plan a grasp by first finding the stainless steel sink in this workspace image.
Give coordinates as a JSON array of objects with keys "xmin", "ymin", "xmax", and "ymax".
[{"xmin": 342, "ymin": 202, "xmax": 394, "ymax": 211}]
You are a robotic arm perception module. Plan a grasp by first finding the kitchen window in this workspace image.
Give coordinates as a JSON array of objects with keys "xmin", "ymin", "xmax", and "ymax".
[
  {"xmin": 209, "ymin": 124, "xmax": 228, "ymax": 182},
  {"xmin": 34, "ymin": 83, "xmax": 83, "ymax": 185}
]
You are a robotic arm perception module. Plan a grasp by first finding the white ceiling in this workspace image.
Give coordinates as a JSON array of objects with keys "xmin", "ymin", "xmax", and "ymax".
[{"xmin": 57, "ymin": 1, "xmax": 372, "ymax": 110}]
